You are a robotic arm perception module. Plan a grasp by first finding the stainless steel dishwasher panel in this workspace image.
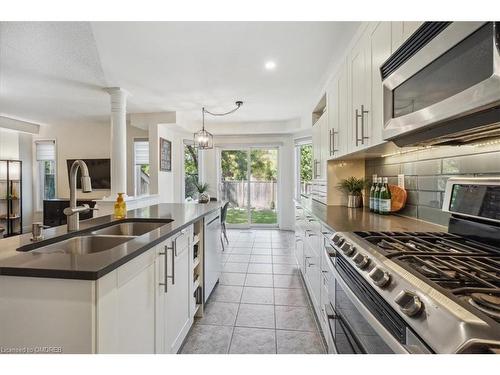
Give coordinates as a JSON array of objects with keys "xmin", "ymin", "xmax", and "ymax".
[{"xmin": 204, "ymin": 210, "xmax": 223, "ymax": 302}]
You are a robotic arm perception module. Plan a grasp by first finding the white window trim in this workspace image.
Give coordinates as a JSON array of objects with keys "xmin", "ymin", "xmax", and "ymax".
[
  {"xmin": 133, "ymin": 137, "xmax": 150, "ymax": 197},
  {"xmin": 33, "ymin": 139, "xmax": 57, "ymax": 212},
  {"xmin": 294, "ymin": 137, "xmax": 312, "ymax": 200}
]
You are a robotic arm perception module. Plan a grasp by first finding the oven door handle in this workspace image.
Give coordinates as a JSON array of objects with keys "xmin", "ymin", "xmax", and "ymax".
[
  {"xmin": 325, "ymin": 303, "xmax": 367, "ymax": 354},
  {"xmin": 333, "ymin": 269, "xmax": 416, "ymax": 354}
]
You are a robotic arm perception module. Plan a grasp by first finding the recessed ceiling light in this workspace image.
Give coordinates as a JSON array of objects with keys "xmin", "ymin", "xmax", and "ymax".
[{"xmin": 265, "ymin": 61, "xmax": 276, "ymax": 70}]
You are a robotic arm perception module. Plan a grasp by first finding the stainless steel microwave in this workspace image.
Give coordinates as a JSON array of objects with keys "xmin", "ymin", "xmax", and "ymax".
[{"xmin": 382, "ymin": 22, "xmax": 500, "ymax": 147}]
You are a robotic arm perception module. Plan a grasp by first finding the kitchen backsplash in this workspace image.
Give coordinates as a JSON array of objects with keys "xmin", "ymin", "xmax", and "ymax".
[{"xmin": 365, "ymin": 141, "xmax": 500, "ymax": 226}]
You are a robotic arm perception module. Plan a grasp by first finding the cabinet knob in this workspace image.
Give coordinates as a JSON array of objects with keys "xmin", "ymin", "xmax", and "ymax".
[
  {"xmin": 394, "ymin": 290, "xmax": 424, "ymax": 317},
  {"xmin": 368, "ymin": 267, "xmax": 391, "ymax": 287},
  {"xmin": 352, "ymin": 252, "xmax": 370, "ymax": 269}
]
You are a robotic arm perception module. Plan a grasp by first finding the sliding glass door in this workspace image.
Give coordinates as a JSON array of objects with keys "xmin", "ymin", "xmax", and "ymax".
[{"xmin": 220, "ymin": 148, "xmax": 278, "ymax": 227}]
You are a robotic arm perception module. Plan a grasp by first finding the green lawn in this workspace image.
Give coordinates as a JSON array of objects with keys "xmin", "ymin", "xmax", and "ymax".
[{"xmin": 226, "ymin": 208, "xmax": 277, "ymax": 225}]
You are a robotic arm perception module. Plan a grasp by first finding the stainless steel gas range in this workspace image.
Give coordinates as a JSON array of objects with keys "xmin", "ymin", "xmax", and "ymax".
[{"xmin": 323, "ymin": 177, "xmax": 500, "ymax": 354}]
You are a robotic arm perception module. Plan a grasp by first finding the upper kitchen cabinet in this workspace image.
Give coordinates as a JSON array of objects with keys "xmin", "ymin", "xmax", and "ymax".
[
  {"xmin": 348, "ymin": 22, "xmax": 392, "ymax": 153},
  {"xmin": 348, "ymin": 24, "xmax": 372, "ymax": 152},
  {"xmin": 370, "ymin": 21, "xmax": 393, "ymax": 146},
  {"xmin": 326, "ymin": 60, "xmax": 349, "ymax": 158},
  {"xmin": 312, "ymin": 95, "xmax": 328, "ymax": 180},
  {"xmin": 391, "ymin": 21, "xmax": 424, "ymax": 53}
]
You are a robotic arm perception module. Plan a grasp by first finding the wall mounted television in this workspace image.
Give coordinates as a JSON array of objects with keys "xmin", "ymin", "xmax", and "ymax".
[{"xmin": 66, "ymin": 159, "xmax": 111, "ymax": 190}]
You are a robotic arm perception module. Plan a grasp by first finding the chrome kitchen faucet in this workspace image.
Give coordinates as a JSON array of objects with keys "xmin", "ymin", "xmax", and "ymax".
[{"xmin": 63, "ymin": 160, "xmax": 96, "ymax": 231}]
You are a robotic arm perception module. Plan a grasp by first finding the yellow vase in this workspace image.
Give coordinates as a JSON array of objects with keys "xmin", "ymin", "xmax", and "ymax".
[{"xmin": 114, "ymin": 193, "xmax": 127, "ymax": 219}]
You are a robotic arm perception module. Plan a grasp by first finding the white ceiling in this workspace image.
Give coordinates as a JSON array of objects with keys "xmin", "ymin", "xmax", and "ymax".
[{"xmin": 0, "ymin": 21, "xmax": 360, "ymax": 132}]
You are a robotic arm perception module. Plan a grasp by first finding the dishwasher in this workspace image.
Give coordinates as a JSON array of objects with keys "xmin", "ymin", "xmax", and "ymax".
[{"xmin": 204, "ymin": 209, "xmax": 223, "ymax": 302}]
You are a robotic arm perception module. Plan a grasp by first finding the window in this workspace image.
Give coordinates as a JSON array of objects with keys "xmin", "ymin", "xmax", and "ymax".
[
  {"xmin": 184, "ymin": 141, "xmax": 200, "ymax": 200},
  {"xmin": 35, "ymin": 140, "xmax": 56, "ymax": 211},
  {"xmin": 295, "ymin": 141, "xmax": 312, "ymax": 199},
  {"xmin": 134, "ymin": 139, "xmax": 150, "ymax": 196}
]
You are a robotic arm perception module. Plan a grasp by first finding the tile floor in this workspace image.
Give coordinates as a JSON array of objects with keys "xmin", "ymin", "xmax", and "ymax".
[{"xmin": 181, "ymin": 229, "xmax": 326, "ymax": 354}]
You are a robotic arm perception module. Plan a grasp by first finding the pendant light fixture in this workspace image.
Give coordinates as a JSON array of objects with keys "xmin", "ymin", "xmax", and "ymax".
[{"xmin": 194, "ymin": 101, "xmax": 243, "ymax": 150}]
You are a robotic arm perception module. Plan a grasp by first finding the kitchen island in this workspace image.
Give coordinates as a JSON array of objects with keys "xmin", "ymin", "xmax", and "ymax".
[{"xmin": 0, "ymin": 202, "xmax": 223, "ymax": 354}]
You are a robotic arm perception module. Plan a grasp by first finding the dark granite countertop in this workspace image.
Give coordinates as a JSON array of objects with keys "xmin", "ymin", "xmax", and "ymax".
[
  {"xmin": 296, "ymin": 198, "xmax": 446, "ymax": 233},
  {"xmin": 0, "ymin": 203, "xmax": 222, "ymax": 280}
]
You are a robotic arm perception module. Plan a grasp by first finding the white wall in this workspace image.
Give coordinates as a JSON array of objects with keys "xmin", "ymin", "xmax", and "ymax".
[
  {"xmin": 0, "ymin": 128, "xmax": 20, "ymax": 159},
  {"xmin": 203, "ymin": 134, "xmax": 295, "ymax": 231},
  {"xmin": 149, "ymin": 123, "xmax": 191, "ymax": 203}
]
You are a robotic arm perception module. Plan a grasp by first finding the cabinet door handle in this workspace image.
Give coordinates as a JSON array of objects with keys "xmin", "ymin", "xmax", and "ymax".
[
  {"xmin": 159, "ymin": 241, "xmax": 176, "ymax": 293},
  {"xmin": 360, "ymin": 104, "xmax": 369, "ymax": 145},
  {"xmin": 171, "ymin": 241, "xmax": 176, "ymax": 286},
  {"xmin": 355, "ymin": 108, "xmax": 362, "ymax": 146},
  {"xmin": 332, "ymin": 130, "xmax": 338, "ymax": 154}
]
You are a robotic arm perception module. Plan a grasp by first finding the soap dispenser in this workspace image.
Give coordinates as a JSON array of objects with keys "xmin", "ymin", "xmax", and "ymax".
[{"xmin": 114, "ymin": 193, "xmax": 127, "ymax": 219}]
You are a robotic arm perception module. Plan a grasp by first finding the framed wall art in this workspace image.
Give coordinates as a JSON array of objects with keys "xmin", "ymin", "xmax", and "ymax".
[{"xmin": 159, "ymin": 137, "xmax": 172, "ymax": 172}]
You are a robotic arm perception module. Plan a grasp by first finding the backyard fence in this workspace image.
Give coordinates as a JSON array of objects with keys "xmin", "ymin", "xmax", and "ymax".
[{"xmin": 222, "ymin": 181, "xmax": 277, "ymax": 210}]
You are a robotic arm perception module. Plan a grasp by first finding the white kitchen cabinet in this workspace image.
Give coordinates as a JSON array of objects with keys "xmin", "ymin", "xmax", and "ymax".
[
  {"xmin": 294, "ymin": 205, "xmax": 305, "ymax": 272},
  {"xmin": 96, "ymin": 247, "xmax": 157, "ymax": 353},
  {"xmin": 327, "ymin": 60, "xmax": 349, "ymax": 158},
  {"xmin": 303, "ymin": 240, "xmax": 321, "ymax": 311},
  {"xmin": 156, "ymin": 227, "xmax": 193, "ymax": 354},
  {"xmin": 348, "ymin": 27, "xmax": 372, "ymax": 152},
  {"xmin": 312, "ymin": 113, "xmax": 327, "ymax": 179},
  {"xmin": 370, "ymin": 21, "xmax": 393, "ymax": 146}
]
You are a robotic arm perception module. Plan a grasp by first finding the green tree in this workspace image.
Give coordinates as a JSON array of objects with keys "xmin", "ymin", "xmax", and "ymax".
[
  {"xmin": 184, "ymin": 145, "xmax": 199, "ymax": 198},
  {"xmin": 300, "ymin": 144, "xmax": 312, "ymax": 182}
]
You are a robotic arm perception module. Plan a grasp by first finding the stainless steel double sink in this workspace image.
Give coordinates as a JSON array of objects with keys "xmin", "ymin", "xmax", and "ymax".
[{"xmin": 22, "ymin": 220, "xmax": 173, "ymax": 256}]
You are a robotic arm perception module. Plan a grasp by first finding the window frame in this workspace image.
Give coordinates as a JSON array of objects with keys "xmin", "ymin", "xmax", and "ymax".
[
  {"xmin": 133, "ymin": 138, "xmax": 150, "ymax": 197},
  {"xmin": 294, "ymin": 138, "xmax": 313, "ymax": 200},
  {"xmin": 34, "ymin": 139, "xmax": 57, "ymax": 212}
]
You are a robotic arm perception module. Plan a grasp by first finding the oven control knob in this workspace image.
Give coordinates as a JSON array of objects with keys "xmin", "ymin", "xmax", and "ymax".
[
  {"xmin": 352, "ymin": 253, "xmax": 370, "ymax": 269},
  {"xmin": 331, "ymin": 233, "xmax": 343, "ymax": 245},
  {"xmin": 340, "ymin": 242, "xmax": 355, "ymax": 256},
  {"xmin": 368, "ymin": 267, "xmax": 391, "ymax": 288},
  {"xmin": 394, "ymin": 290, "xmax": 424, "ymax": 317}
]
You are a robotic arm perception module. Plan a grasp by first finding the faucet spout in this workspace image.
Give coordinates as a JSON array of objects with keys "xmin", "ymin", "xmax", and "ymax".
[{"xmin": 64, "ymin": 160, "xmax": 93, "ymax": 232}]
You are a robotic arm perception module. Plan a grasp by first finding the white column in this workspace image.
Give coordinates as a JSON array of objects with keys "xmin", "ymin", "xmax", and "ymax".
[{"xmin": 105, "ymin": 87, "xmax": 128, "ymax": 197}]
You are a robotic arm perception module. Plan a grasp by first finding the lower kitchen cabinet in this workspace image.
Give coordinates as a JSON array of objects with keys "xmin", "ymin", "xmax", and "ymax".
[
  {"xmin": 0, "ymin": 224, "xmax": 197, "ymax": 354},
  {"xmin": 303, "ymin": 238, "xmax": 322, "ymax": 315},
  {"xmin": 155, "ymin": 227, "xmax": 193, "ymax": 354},
  {"xmin": 294, "ymin": 203, "xmax": 336, "ymax": 352},
  {"xmin": 96, "ymin": 246, "xmax": 157, "ymax": 353}
]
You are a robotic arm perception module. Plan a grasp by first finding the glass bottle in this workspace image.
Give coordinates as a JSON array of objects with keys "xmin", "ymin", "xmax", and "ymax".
[
  {"xmin": 379, "ymin": 177, "xmax": 392, "ymax": 215},
  {"xmin": 373, "ymin": 177, "xmax": 382, "ymax": 214},
  {"xmin": 369, "ymin": 175, "xmax": 377, "ymax": 212}
]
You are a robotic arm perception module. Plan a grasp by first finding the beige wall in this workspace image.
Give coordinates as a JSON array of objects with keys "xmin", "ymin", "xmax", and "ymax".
[{"xmin": 36, "ymin": 123, "xmax": 111, "ymax": 200}]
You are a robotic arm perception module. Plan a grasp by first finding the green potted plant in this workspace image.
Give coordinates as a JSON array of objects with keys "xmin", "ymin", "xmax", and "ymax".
[
  {"xmin": 337, "ymin": 176, "xmax": 368, "ymax": 208},
  {"xmin": 194, "ymin": 181, "xmax": 210, "ymax": 203}
]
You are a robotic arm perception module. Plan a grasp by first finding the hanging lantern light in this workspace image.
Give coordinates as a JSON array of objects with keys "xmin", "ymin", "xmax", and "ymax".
[
  {"xmin": 193, "ymin": 107, "xmax": 214, "ymax": 150},
  {"xmin": 194, "ymin": 101, "xmax": 243, "ymax": 150}
]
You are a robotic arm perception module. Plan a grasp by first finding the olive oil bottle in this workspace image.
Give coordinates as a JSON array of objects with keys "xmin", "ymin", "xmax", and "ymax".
[{"xmin": 379, "ymin": 177, "xmax": 392, "ymax": 215}]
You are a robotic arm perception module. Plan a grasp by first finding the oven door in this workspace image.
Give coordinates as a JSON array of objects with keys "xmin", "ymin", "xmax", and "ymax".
[
  {"xmin": 383, "ymin": 22, "xmax": 500, "ymax": 146},
  {"xmin": 331, "ymin": 256, "xmax": 431, "ymax": 354}
]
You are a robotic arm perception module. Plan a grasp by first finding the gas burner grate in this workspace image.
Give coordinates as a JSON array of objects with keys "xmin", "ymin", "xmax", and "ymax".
[{"xmin": 353, "ymin": 231, "xmax": 500, "ymax": 320}]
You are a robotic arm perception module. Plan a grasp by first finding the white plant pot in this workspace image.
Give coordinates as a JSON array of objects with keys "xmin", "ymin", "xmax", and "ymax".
[
  {"xmin": 347, "ymin": 194, "xmax": 363, "ymax": 208},
  {"xmin": 198, "ymin": 192, "xmax": 210, "ymax": 204}
]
